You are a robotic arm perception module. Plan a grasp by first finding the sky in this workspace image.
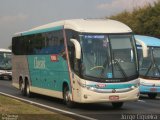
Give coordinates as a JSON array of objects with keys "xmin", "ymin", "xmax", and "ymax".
[{"xmin": 0, "ymin": 0, "xmax": 158, "ymax": 48}]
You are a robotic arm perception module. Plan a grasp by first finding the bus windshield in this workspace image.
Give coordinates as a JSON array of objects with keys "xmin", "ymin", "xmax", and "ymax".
[
  {"xmin": 139, "ymin": 47, "xmax": 160, "ymax": 78},
  {"xmin": 80, "ymin": 34, "xmax": 138, "ymax": 82},
  {"xmin": 0, "ymin": 52, "xmax": 12, "ymax": 70}
]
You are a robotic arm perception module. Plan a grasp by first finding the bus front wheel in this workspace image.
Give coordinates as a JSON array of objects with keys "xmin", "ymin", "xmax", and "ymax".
[
  {"xmin": 148, "ymin": 93, "xmax": 157, "ymax": 99},
  {"xmin": 112, "ymin": 102, "xmax": 123, "ymax": 109},
  {"xmin": 63, "ymin": 86, "xmax": 75, "ymax": 108}
]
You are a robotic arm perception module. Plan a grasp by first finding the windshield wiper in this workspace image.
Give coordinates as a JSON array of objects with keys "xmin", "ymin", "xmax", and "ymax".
[
  {"xmin": 145, "ymin": 49, "xmax": 160, "ymax": 77},
  {"xmin": 0, "ymin": 67, "xmax": 5, "ymax": 70},
  {"xmin": 83, "ymin": 74, "xmax": 106, "ymax": 81},
  {"xmin": 0, "ymin": 64, "xmax": 12, "ymax": 70},
  {"xmin": 113, "ymin": 59, "xmax": 128, "ymax": 79},
  {"xmin": 144, "ymin": 62, "xmax": 160, "ymax": 77},
  {"xmin": 152, "ymin": 50, "xmax": 160, "ymax": 75},
  {"xmin": 144, "ymin": 63, "xmax": 152, "ymax": 76}
]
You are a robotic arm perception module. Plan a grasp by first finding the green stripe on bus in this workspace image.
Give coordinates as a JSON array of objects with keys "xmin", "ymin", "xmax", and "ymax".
[
  {"xmin": 86, "ymin": 83, "xmax": 135, "ymax": 89},
  {"xmin": 22, "ymin": 26, "xmax": 63, "ymax": 36},
  {"xmin": 27, "ymin": 55, "xmax": 70, "ymax": 91}
]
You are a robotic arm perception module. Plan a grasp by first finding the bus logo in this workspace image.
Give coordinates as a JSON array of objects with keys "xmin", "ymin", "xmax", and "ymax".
[
  {"xmin": 112, "ymin": 89, "xmax": 116, "ymax": 93},
  {"xmin": 34, "ymin": 57, "xmax": 46, "ymax": 69},
  {"xmin": 50, "ymin": 54, "xmax": 58, "ymax": 62},
  {"xmin": 96, "ymin": 84, "xmax": 106, "ymax": 88}
]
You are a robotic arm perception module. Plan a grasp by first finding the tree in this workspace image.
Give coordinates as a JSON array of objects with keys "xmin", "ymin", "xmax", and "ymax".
[{"xmin": 109, "ymin": 0, "xmax": 160, "ymax": 38}]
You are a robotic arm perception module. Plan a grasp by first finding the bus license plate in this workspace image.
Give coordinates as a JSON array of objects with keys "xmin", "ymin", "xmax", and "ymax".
[
  {"xmin": 150, "ymin": 88, "xmax": 157, "ymax": 92},
  {"xmin": 109, "ymin": 95, "xmax": 119, "ymax": 101}
]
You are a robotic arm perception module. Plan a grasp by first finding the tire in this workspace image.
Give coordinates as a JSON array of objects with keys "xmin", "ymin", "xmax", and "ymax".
[
  {"xmin": 63, "ymin": 86, "xmax": 75, "ymax": 108},
  {"xmin": 148, "ymin": 93, "xmax": 157, "ymax": 99},
  {"xmin": 112, "ymin": 102, "xmax": 123, "ymax": 109},
  {"xmin": 20, "ymin": 80, "xmax": 26, "ymax": 96},
  {"xmin": 26, "ymin": 81, "xmax": 33, "ymax": 98}
]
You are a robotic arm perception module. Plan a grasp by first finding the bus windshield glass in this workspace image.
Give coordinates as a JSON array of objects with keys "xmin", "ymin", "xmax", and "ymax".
[
  {"xmin": 139, "ymin": 47, "xmax": 160, "ymax": 78},
  {"xmin": 80, "ymin": 34, "xmax": 137, "ymax": 81},
  {"xmin": 0, "ymin": 52, "xmax": 12, "ymax": 70}
]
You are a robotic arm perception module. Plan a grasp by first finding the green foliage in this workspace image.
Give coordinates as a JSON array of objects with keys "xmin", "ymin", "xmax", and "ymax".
[
  {"xmin": 0, "ymin": 95, "xmax": 73, "ymax": 120},
  {"xmin": 109, "ymin": 0, "xmax": 160, "ymax": 37}
]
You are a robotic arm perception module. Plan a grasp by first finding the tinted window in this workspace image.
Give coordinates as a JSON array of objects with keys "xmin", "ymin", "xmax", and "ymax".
[
  {"xmin": 12, "ymin": 30, "xmax": 64, "ymax": 55},
  {"xmin": 65, "ymin": 29, "xmax": 79, "ymax": 71}
]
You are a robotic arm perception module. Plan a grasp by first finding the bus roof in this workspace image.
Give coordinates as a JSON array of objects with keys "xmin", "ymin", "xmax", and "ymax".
[
  {"xmin": 135, "ymin": 35, "xmax": 160, "ymax": 47},
  {"xmin": 14, "ymin": 19, "xmax": 132, "ymax": 37},
  {"xmin": 0, "ymin": 48, "xmax": 11, "ymax": 52}
]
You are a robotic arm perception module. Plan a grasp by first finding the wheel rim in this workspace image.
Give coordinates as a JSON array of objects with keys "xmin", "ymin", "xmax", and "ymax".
[
  {"xmin": 20, "ymin": 82, "xmax": 24, "ymax": 92},
  {"xmin": 65, "ymin": 91, "xmax": 70, "ymax": 102},
  {"xmin": 27, "ymin": 84, "xmax": 30, "ymax": 95}
]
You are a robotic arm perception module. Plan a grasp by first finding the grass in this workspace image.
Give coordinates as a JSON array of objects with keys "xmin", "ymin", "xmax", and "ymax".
[{"xmin": 0, "ymin": 95, "xmax": 74, "ymax": 120}]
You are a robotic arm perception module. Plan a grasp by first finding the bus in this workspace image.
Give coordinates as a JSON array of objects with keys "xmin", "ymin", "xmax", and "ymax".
[
  {"xmin": 0, "ymin": 48, "xmax": 12, "ymax": 80},
  {"xmin": 12, "ymin": 19, "xmax": 139, "ymax": 108},
  {"xmin": 135, "ymin": 35, "xmax": 160, "ymax": 99}
]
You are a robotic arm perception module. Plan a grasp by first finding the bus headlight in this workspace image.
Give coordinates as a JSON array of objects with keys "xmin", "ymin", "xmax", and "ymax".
[
  {"xmin": 86, "ymin": 86, "xmax": 95, "ymax": 90},
  {"xmin": 135, "ymin": 81, "xmax": 140, "ymax": 87},
  {"xmin": 131, "ymin": 86, "xmax": 135, "ymax": 89}
]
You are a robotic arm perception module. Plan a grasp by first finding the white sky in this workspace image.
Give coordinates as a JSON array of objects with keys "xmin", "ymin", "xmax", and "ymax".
[{"xmin": 0, "ymin": 0, "xmax": 157, "ymax": 48}]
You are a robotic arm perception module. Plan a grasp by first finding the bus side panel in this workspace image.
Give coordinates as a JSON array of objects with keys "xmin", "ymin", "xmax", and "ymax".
[
  {"xmin": 12, "ymin": 55, "xmax": 30, "ymax": 88},
  {"xmin": 27, "ymin": 55, "xmax": 71, "ymax": 97}
]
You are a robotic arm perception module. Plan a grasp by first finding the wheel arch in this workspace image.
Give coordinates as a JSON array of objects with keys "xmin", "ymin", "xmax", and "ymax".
[
  {"xmin": 63, "ymin": 82, "xmax": 69, "ymax": 92},
  {"xmin": 19, "ymin": 76, "xmax": 23, "ymax": 89}
]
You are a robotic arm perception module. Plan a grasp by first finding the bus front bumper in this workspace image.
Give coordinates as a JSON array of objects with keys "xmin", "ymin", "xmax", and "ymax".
[
  {"xmin": 79, "ymin": 87, "xmax": 139, "ymax": 103},
  {"xmin": 140, "ymin": 85, "xmax": 160, "ymax": 93},
  {"xmin": 0, "ymin": 70, "xmax": 12, "ymax": 80}
]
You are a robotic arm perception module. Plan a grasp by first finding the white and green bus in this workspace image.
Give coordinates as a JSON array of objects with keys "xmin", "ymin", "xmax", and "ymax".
[
  {"xmin": 12, "ymin": 19, "xmax": 139, "ymax": 108},
  {"xmin": 0, "ymin": 48, "xmax": 12, "ymax": 80},
  {"xmin": 135, "ymin": 35, "xmax": 160, "ymax": 99}
]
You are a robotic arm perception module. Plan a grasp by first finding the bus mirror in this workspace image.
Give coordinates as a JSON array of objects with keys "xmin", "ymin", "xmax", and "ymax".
[
  {"xmin": 136, "ymin": 39, "xmax": 148, "ymax": 58},
  {"xmin": 143, "ymin": 48, "xmax": 148, "ymax": 58},
  {"xmin": 140, "ymin": 43, "xmax": 148, "ymax": 58},
  {"xmin": 70, "ymin": 39, "xmax": 81, "ymax": 59}
]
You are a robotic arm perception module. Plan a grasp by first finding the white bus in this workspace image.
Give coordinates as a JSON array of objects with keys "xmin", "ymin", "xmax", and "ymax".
[
  {"xmin": 12, "ymin": 19, "xmax": 139, "ymax": 108},
  {"xmin": 0, "ymin": 48, "xmax": 12, "ymax": 80},
  {"xmin": 135, "ymin": 35, "xmax": 160, "ymax": 99}
]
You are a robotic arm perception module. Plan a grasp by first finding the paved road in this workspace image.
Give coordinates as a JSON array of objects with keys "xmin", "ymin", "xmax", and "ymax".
[{"xmin": 0, "ymin": 80, "xmax": 160, "ymax": 120}]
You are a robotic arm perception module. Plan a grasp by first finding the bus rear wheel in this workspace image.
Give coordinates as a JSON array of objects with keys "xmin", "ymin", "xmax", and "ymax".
[
  {"xmin": 148, "ymin": 93, "xmax": 157, "ymax": 99},
  {"xmin": 112, "ymin": 102, "xmax": 123, "ymax": 109},
  {"xmin": 63, "ymin": 86, "xmax": 75, "ymax": 108},
  {"xmin": 20, "ymin": 80, "xmax": 26, "ymax": 96},
  {"xmin": 26, "ymin": 81, "xmax": 33, "ymax": 98}
]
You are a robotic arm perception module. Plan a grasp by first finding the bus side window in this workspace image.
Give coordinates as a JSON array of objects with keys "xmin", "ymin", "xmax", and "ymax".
[
  {"xmin": 69, "ymin": 45, "xmax": 75, "ymax": 69},
  {"xmin": 66, "ymin": 29, "xmax": 79, "ymax": 74},
  {"xmin": 69, "ymin": 44, "xmax": 79, "ymax": 73},
  {"xmin": 41, "ymin": 30, "xmax": 65, "ymax": 55}
]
